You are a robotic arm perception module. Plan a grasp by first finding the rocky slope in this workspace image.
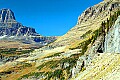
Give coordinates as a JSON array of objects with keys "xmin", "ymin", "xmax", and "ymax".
[
  {"xmin": 73, "ymin": 15, "xmax": 120, "ymax": 80},
  {"xmin": 52, "ymin": 0, "xmax": 120, "ymax": 47},
  {"xmin": 73, "ymin": 53, "xmax": 120, "ymax": 80},
  {"xmin": 0, "ymin": 0, "xmax": 120, "ymax": 80}
]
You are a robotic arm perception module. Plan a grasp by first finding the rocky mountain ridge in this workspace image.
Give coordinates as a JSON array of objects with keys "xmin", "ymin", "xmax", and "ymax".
[
  {"xmin": 52, "ymin": 0, "xmax": 120, "ymax": 47},
  {"xmin": 0, "ymin": 9, "xmax": 56, "ymax": 46},
  {"xmin": 0, "ymin": 9, "xmax": 39, "ymax": 36}
]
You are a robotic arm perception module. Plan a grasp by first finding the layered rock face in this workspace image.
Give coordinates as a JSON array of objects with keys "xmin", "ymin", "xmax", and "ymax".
[
  {"xmin": 0, "ymin": 9, "xmax": 39, "ymax": 36},
  {"xmin": 0, "ymin": 9, "xmax": 56, "ymax": 44},
  {"xmin": 53, "ymin": 0, "xmax": 120, "ymax": 47},
  {"xmin": 0, "ymin": 26, "xmax": 38, "ymax": 36},
  {"xmin": 0, "ymin": 9, "xmax": 16, "ymax": 23},
  {"xmin": 105, "ymin": 16, "xmax": 120, "ymax": 53}
]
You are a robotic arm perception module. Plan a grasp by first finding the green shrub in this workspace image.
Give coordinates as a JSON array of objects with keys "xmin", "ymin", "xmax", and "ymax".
[
  {"xmin": 81, "ymin": 67, "xmax": 86, "ymax": 72},
  {"xmin": 54, "ymin": 69, "xmax": 62, "ymax": 78},
  {"xmin": 81, "ymin": 30, "xmax": 92, "ymax": 38},
  {"xmin": 44, "ymin": 52, "xmax": 63, "ymax": 58},
  {"xmin": 18, "ymin": 72, "xmax": 44, "ymax": 79}
]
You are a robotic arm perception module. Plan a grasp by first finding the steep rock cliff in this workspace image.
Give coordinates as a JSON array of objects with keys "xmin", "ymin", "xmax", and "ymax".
[
  {"xmin": 0, "ymin": 9, "xmax": 39, "ymax": 36},
  {"xmin": 0, "ymin": 9, "xmax": 16, "ymax": 23},
  {"xmin": 105, "ymin": 15, "xmax": 120, "ymax": 53}
]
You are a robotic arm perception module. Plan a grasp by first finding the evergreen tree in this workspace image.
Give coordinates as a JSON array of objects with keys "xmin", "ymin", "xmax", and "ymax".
[
  {"xmin": 101, "ymin": 21, "xmax": 106, "ymax": 50},
  {"xmin": 101, "ymin": 21, "xmax": 105, "ymax": 35},
  {"xmin": 101, "ymin": 22, "xmax": 104, "ymax": 33},
  {"xmin": 106, "ymin": 18, "xmax": 109, "ymax": 33}
]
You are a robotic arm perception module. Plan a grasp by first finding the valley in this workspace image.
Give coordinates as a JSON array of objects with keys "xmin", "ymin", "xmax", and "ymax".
[{"xmin": 0, "ymin": 0, "xmax": 120, "ymax": 80}]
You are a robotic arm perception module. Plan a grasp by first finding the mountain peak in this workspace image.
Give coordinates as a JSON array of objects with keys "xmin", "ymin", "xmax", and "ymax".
[
  {"xmin": 0, "ymin": 8, "xmax": 37, "ymax": 36},
  {"xmin": 0, "ymin": 8, "xmax": 16, "ymax": 23}
]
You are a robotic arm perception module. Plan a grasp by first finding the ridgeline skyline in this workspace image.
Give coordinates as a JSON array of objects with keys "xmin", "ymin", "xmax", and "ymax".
[{"xmin": 0, "ymin": 0, "xmax": 102, "ymax": 36}]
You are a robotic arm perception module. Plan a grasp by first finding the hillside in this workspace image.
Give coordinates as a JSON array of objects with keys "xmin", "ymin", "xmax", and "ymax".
[
  {"xmin": 0, "ymin": 0, "xmax": 120, "ymax": 80},
  {"xmin": 52, "ymin": 0, "xmax": 120, "ymax": 47},
  {"xmin": 73, "ymin": 53, "xmax": 120, "ymax": 80}
]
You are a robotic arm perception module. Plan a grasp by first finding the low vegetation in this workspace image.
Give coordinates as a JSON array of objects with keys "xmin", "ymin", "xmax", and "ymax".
[
  {"xmin": 18, "ymin": 72, "xmax": 44, "ymax": 79},
  {"xmin": 44, "ymin": 52, "xmax": 64, "ymax": 58},
  {"xmin": 18, "ymin": 53, "xmax": 80, "ymax": 80},
  {"xmin": 0, "ymin": 48, "xmax": 34, "ymax": 57},
  {"xmin": 0, "ymin": 62, "xmax": 32, "ymax": 76},
  {"xmin": 81, "ymin": 30, "xmax": 92, "ymax": 39},
  {"xmin": 2, "ymin": 9, "xmax": 120, "ymax": 80}
]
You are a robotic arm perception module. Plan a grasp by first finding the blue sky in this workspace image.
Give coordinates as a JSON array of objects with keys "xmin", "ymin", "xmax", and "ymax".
[{"xmin": 0, "ymin": 0, "xmax": 102, "ymax": 36}]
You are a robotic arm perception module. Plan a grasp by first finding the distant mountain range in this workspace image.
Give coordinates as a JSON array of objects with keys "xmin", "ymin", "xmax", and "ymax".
[{"xmin": 0, "ymin": 9, "xmax": 56, "ymax": 48}]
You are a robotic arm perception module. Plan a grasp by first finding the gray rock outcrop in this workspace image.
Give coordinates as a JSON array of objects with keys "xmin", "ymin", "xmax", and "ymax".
[
  {"xmin": 0, "ymin": 9, "xmax": 16, "ymax": 23},
  {"xmin": 77, "ymin": 1, "xmax": 120, "ymax": 24},
  {"xmin": 105, "ymin": 16, "xmax": 120, "ymax": 53}
]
